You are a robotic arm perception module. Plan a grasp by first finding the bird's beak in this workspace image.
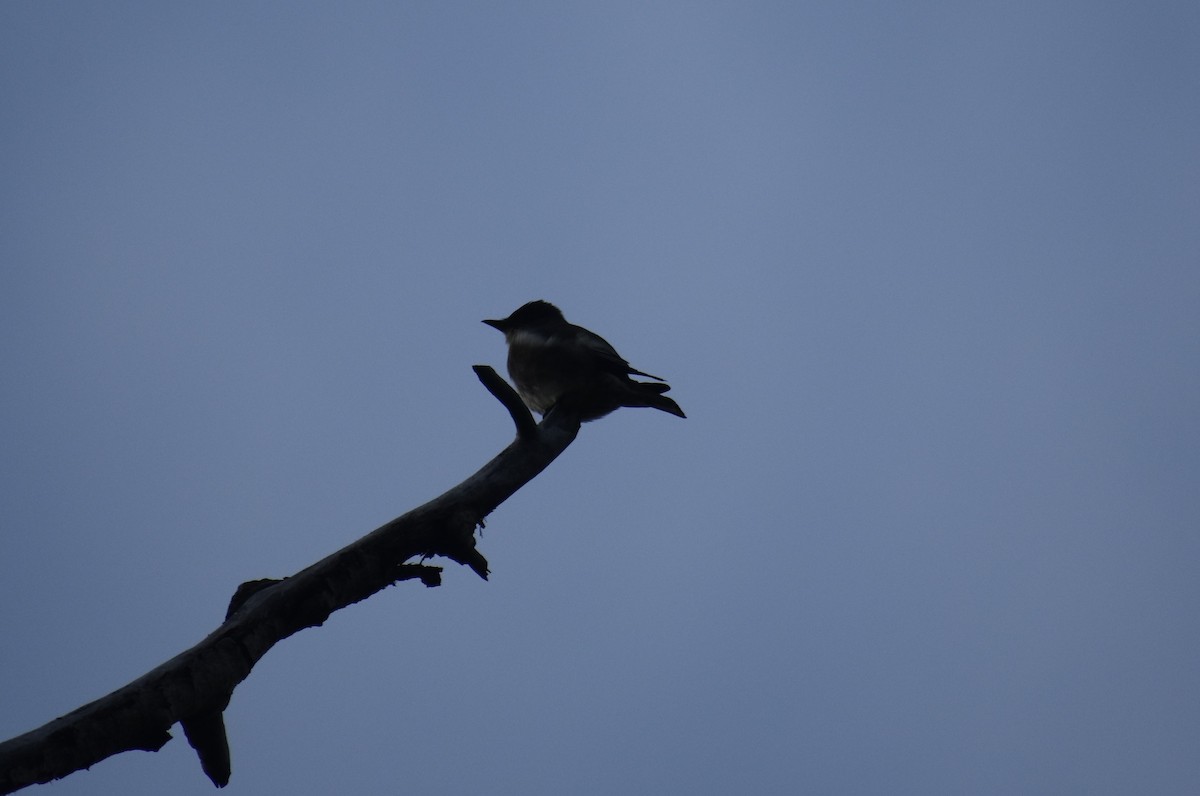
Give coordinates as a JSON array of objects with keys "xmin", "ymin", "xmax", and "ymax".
[{"xmin": 482, "ymin": 318, "xmax": 505, "ymax": 331}]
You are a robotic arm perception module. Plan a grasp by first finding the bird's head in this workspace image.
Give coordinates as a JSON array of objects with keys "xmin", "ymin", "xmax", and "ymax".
[{"xmin": 482, "ymin": 300, "xmax": 565, "ymax": 333}]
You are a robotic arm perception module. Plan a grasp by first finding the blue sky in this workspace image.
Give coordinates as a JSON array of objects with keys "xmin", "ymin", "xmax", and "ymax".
[{"xmin": 2, "ymin": 2, "xmax": 1198, "ymax": 794}]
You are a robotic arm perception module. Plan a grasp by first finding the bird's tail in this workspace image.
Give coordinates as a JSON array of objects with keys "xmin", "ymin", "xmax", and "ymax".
[
  {"xmin": 627, "ymin": 382, "xmax": 686, "ymax": 418},
  {"xmin": 628, "ymin": 366, "xmax": 668, "ymax": 382}
]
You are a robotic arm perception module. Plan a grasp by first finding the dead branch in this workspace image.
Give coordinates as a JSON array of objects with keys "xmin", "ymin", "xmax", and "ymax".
[{"xmin": 0, "ymin": 366, "xmax": 580, "ymax": 793}]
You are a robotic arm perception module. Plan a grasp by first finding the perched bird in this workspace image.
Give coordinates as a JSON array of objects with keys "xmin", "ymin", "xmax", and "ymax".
[{"xmin": 483, "ymin": 300, "xmax": 685, "ymax": 422}]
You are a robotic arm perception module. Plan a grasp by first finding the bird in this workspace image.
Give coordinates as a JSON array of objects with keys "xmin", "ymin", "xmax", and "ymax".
[{"xmin": 483, "ymin": 300, "xmax": 685, "ymax": 422}]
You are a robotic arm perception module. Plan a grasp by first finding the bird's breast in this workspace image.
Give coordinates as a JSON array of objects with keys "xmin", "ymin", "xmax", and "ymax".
[{"xmin": 506, "ymin": 337, "xmax": 572, "ymax": 415}]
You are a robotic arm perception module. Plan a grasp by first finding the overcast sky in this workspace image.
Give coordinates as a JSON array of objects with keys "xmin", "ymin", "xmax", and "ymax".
[{"xmin": 2, "ymin": 2, "xmax": 1198, "ymax": 794}]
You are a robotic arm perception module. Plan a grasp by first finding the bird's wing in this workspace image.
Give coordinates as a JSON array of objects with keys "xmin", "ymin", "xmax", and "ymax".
[{"xmin": 560, "ymin": 324, "xmax": 667, "ymax": 381}]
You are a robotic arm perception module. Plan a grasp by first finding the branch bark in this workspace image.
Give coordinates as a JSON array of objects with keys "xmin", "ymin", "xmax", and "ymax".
[{"xmin": 0, "ymin": 366, "xmax": 580, "ymax": 793}]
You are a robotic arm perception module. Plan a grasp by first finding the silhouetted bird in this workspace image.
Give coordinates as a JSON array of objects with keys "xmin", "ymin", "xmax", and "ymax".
[{"xmin": 483, "ymin": 301, "xmax": 685, "ymax": 422}]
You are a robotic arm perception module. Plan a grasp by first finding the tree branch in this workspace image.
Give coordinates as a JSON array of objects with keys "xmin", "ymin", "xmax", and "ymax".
[
  {"xmin": 0, "ymin": 366, "xmax": 578, "ymax": 793},
  {"xmin": 472, "ymin": 363, "xmax": 537, "ymax": 438}
]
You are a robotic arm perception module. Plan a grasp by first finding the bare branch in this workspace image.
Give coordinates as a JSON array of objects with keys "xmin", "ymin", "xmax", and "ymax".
[
  {"xmin": 0, "ymin": 371, "xmax": 581, "ymax": 793},
  {"xmin": 473, "ymin": 364, "xmax": 537, "ymax": 437}
]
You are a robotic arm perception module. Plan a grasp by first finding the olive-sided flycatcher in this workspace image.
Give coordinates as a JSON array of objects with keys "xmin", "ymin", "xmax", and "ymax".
[{"xmin": 483, "ymin": 300, "xmax": 685, "ymax": 422}]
